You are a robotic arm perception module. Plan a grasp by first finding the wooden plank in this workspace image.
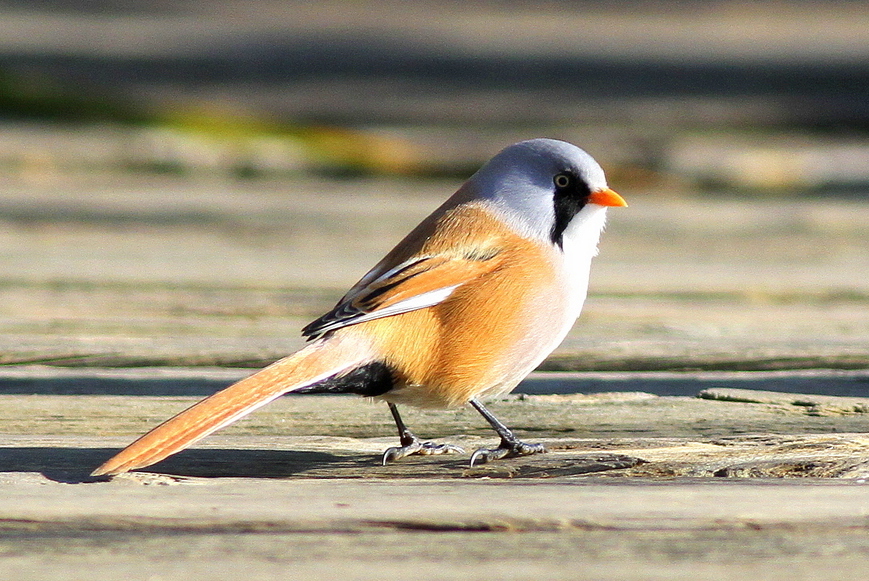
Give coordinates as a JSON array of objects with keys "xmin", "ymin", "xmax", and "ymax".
[
  {"xmin": 1, "ymin": 470, "xmax": 869, "ymax": 581},
  {"xmin": 700, "ymin": 387, "xmax": 869, "ymax": 414},
  {"xmin": 2, "ymin": 390, "xmax": 868, "ymax": 481},
  {"xmin": 0, "ymin": 184, "xmax": 867, "ymax": 371}
]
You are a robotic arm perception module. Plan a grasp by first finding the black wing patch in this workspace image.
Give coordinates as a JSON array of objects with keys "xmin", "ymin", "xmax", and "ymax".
[
  {"xmin": 301, "ymin": 256, "xmax": 435, "ymax": 340},
  {"xmin": 301, "ymin": 247, "xmax": 503, "ymax": 341}
]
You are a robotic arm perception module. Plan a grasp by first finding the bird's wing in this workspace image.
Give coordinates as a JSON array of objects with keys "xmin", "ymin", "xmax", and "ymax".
[{"xmin": 302, "ymin": 248, "xmax": 503, "ymax": 339}]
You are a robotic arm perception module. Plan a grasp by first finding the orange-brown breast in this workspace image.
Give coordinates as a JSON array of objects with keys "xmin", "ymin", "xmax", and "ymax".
[{"xmin": 339, "ymin": 202, "xmax": 566, "ymax": 408}]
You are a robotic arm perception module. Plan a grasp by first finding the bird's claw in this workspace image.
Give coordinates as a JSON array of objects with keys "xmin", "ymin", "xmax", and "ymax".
[
  {"xmin": 469, "ymin": 441, "xmax": 547, "ymax": 467},
  {"xmin": 382, "ymin": 441, "xmax": 465, "ymax": 465}
]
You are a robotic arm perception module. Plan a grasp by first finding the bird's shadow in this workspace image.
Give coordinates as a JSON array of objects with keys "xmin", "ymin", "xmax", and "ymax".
[{"xmin": 0, "ymin": 447, "xmax": 367, "ymax": 484}]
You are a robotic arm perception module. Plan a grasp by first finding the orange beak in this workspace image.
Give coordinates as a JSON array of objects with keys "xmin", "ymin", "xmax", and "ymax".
[{"xmin": 589, "ymin": 188, "xmax": 628, "ymax": 207}]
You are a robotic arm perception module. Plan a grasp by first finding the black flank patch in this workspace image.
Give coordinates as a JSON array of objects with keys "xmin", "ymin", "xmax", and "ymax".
[{"xmin": 294, "ymin": 361, "xmax": 396, "ymax": 397}]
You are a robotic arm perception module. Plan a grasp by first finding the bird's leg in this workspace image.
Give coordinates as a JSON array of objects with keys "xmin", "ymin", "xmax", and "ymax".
[
  {"xmin": 468, "ymin": 398, "xmax": 547, "ymax": 466},
  {"xmin": 381, "ymin": 403, "xmax": 464, "ymax": 465}
]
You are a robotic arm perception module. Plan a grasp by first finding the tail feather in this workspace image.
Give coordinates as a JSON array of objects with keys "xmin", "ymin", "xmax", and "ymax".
[{"xmin": 92, "ymin": 337, "xmax": 369, "ymax": 476}]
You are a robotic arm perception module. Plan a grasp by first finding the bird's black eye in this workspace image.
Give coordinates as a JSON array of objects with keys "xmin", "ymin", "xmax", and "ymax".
[{"xmin": 553, "ymin": 173, "xmax": 572, "ymax": 189}]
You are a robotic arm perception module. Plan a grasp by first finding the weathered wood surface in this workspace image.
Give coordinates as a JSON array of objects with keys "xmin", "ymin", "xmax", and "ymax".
[
  {"xmin": 3, "ymin": 382, "xmax": 869, "ymax": 480},
  {"xmin": 2, "ymin": 368, "xmax": 867, "ymax": 483},
  {"xmin": 2, "ymin": 475, "xmax": 868, "ymax": 581},
  {"xmin": 2, "ymin": 386, "xmax": 869, "ymax": 581},
  {"xmin": 0, "ymin": 179, "xmax": 868, "ymax": 579},
  {"xmin": 0, "ymin": 179, "xmax": 868, "ymax": 370}
]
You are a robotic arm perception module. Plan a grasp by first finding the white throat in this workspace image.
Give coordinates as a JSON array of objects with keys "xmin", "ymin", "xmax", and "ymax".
[
  {"xmin": 560, "ymin": 204, "xmax": 609, "ymax": 314},
  {"xmin": 562, "ymin": 204, "xmax": 608, "ymax": 258}
]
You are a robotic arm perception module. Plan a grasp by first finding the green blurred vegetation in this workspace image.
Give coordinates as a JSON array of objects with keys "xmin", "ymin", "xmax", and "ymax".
[{"xmin": 0, "ymin": 68, "xmax": 439, "ymax": 178}]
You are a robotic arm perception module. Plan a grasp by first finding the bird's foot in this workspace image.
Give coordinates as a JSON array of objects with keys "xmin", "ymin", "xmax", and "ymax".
[
  {"xmin": 469, "ymin": 439, "xmax": 547, "ymax": 467},
  {"xmin": 382, "ymin": 437, "xmax": 464, "ymax": 465}
]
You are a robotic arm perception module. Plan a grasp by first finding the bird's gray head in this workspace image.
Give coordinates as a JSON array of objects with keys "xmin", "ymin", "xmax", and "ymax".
[{"xmin": 468, "ymin": 138, "xmax": 623, "ymax": 248}]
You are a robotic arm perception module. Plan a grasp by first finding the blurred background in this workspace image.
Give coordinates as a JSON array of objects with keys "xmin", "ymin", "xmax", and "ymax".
[
  {"xmin": 0, "ymin": 0, "xmax": 867, "ymax": 375},
  {"xmin": 2, "ymin": 0, "xmax": 868, "ymax": 184}
]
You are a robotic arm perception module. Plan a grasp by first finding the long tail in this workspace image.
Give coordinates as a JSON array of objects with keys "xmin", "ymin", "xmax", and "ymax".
[{"xmin": 92, "ymin": 335, "xmax": 370, "ymax": 476}]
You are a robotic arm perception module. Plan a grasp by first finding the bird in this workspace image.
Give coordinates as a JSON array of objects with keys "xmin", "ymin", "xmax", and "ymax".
[{"xmin": 91, "ymin": 138, "xmax": 626, "ymax": 477}]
